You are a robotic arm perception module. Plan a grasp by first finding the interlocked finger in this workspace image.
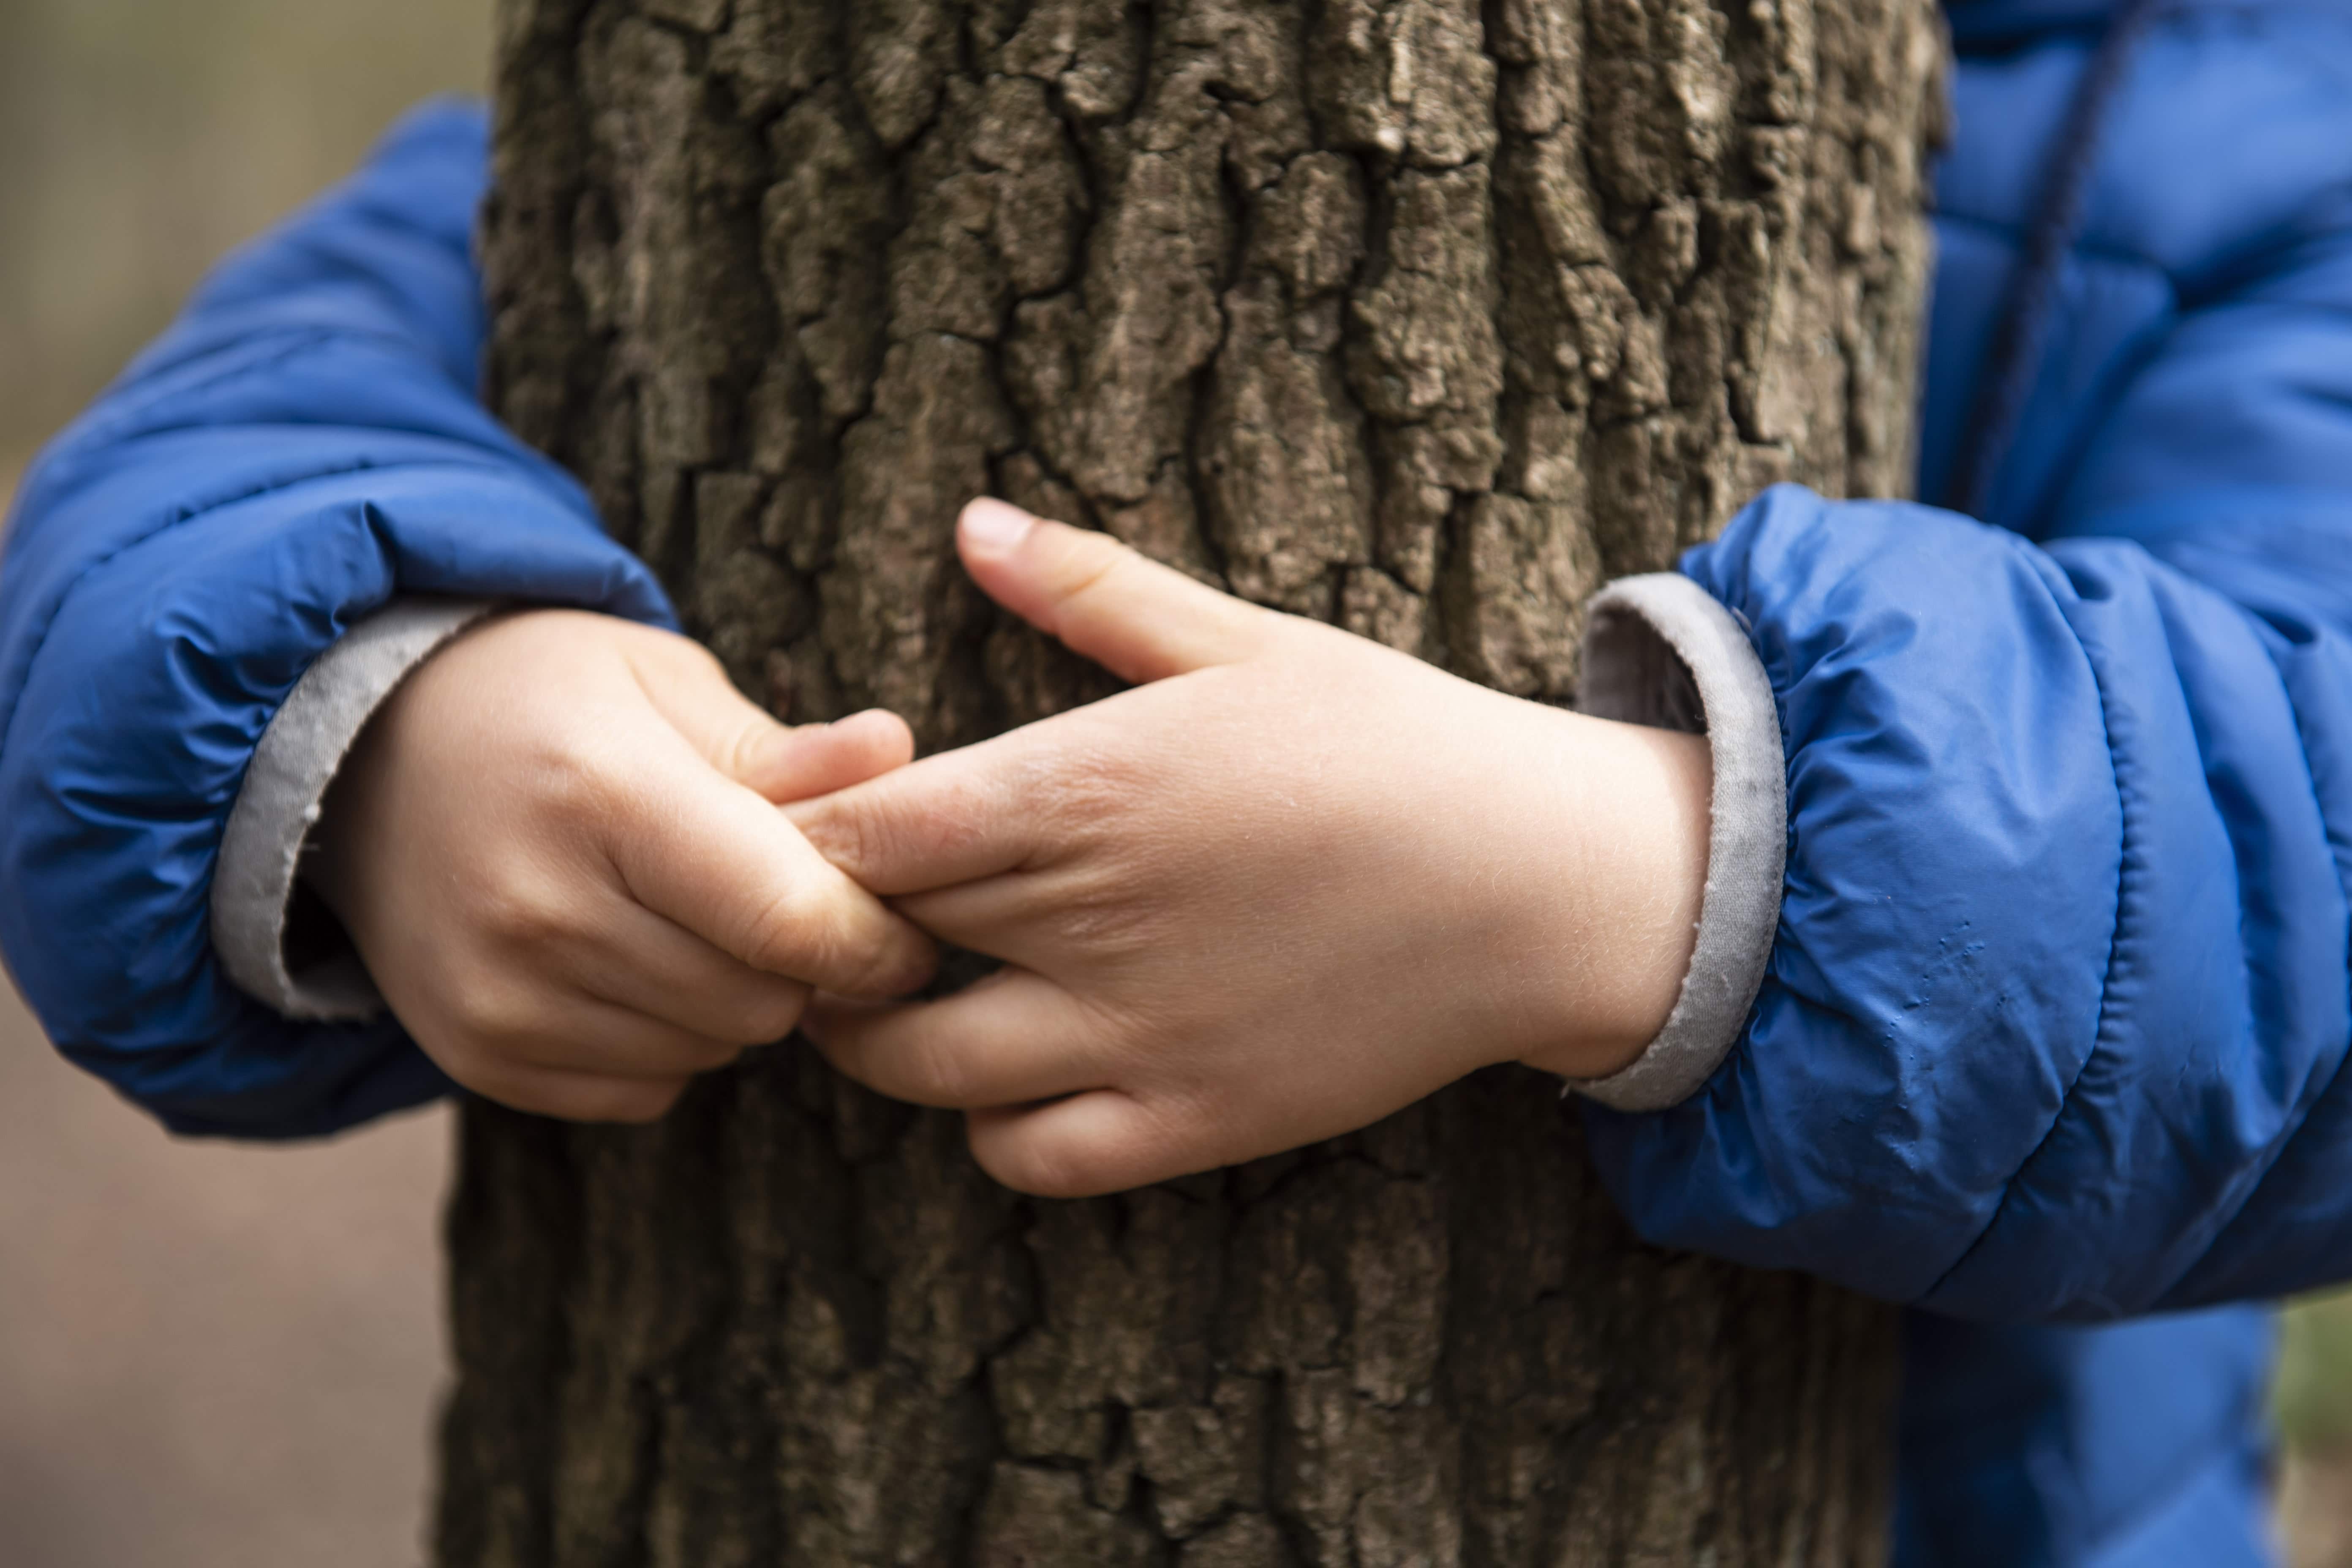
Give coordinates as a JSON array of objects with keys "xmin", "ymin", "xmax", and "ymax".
[
  {"xmin": 463, "ymin": 994, "xmax": 751, "ymax": 1081},
  {"xmin": 802, "ymin": 969, "xmax": 1113, "ymax": 1110},
  {"xmin": 965, "ymin": 1089, "xmax": 1187, "ymax": 1198},
  {"xmin": 572, "ymin": 899, "xmax": 814, "ymax": 1045},
  {"xmin": 459, "ymin": 1058, "xmax": 695, "ymax": 1126}
]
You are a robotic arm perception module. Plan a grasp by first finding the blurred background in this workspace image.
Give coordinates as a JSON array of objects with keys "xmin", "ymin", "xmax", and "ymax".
[
  {"xmin": 3, "ymin": 1, "xmax": 2352, "ymax": 1565},
  {"xmin": 0, "ymin": 2, "xmax": 487, "ymax": 1565}
]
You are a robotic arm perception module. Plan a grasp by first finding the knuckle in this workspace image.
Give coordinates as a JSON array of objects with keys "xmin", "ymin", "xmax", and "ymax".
[
  {"xmin": 906, "ymin": 1036, "xmax": 976, "ymax": 1108},
  {"xmin": 787, "ymin": 794, "xmax": 843, "ymax": 857},
  {"xmin": 742, "ymin": 887, "xmax": 910, "ymax": 999},
  {"xmin": 1009, "ymin": 751, "xmax": 1103, "ymax": 841},
  {"xmin": 850, "ymin": 793, "xmax": 929, "ymax": 879},
  {"xmin": 740, "ymin": 881, "xmax": 837, "ymax": 978},
  {"xmin": 879, "ymin": 935, "xmax": 939, "ymax": 998},
  {"xmin": 528, "ymin": 729, "xmax": 630, "ymax": 827},
  {"xmin": 909, "ymin": 785, "xmax": 1000, "ymax": 877},
  {"xmin": 444, "ymin": 969, "xmax": 545, "ymax": 1054},
  {"xmin": 472, "ymin": 872, "xmax": 578, "ymax": 950},
  {"xmin": 719, "ymin": 721, "xmax": 775, "ymax": 788},
  {"xmin": 1019, "ymin": 729, "xmax": 1141, "ymax": 825},
  {"xmin": 798, "ymin": 795, "xmax": 883, "ymax": 876},
  {"xmin": 1055, "ymin": 531, "xmax": 1132, "ymax": 607},
  {"xmin": 837, "ymin": 926, "xmax": 927, "ymax": 1001},
  {"xmin": 1057, "ymin": 887, "xmax": 1162, "ymax": 961}
]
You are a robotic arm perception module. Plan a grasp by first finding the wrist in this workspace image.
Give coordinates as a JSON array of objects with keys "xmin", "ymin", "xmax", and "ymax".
[
  {"xmin": 213, "ymin": 596, "xmax": 495, "ymax": 1018},
  {"xmin": 303, "ymin": 609, "xmax": 509, "ymax": 933},
  {"xmin": 1514, "ymin": 715, "xmax": 1712, "ymax": 1082}
]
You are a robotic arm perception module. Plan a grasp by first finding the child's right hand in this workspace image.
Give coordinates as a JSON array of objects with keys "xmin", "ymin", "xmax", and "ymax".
[{"xmin": 306, "ymin": 610, "xmax": 937, "ymax": 1123}]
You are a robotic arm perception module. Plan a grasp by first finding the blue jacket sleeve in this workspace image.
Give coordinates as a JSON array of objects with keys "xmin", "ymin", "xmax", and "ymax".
[
  {"xmin": 1582, "ymin": 228, "xmax": 2352, "ymax": 1320},
  {"xmin": 0, "ymin": 101, "xmax": 674, "ymax": 1140}
]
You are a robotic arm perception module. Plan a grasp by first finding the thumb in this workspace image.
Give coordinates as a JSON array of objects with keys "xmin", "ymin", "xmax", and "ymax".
[
  {"xmin": 957, "ymin": 498, "xmax": 1279, "ymax": 684},
  {"xmin": 627, "ymin": 633, "xmax": 915, "ymax": 802}
]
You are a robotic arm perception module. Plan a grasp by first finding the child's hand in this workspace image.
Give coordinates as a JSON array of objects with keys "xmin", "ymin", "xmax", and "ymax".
[
  {"xmin": 308, "ymin": 611, "xmax": 936, "ymax": 1123},
  {"xmin": 787, "ymin": 502, "xmax": 1712, "ymax": 1197}
]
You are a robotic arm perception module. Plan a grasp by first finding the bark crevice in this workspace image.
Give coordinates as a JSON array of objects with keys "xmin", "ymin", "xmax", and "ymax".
[{"xmin": 456, "ymin": 1, "xmax": 1942, "ymax": 1562}]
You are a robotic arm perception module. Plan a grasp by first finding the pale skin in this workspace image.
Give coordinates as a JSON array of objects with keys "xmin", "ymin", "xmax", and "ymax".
[
  {"xmin": 308, "ymin": 612, "xmax": 937, "ymax": 1124},
  {"xmin": 313, "ymin": 499, "xmax": 1711, "ymax": 1195}
]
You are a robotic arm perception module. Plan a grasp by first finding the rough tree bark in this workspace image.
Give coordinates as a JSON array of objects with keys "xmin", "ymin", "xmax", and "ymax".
[{"xmin": 449, "ymin": 1, "xmax": 1944, "ymax": 1563}]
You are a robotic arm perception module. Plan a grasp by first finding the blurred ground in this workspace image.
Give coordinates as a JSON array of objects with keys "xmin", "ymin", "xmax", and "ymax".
[
  {"xmin": 0, "ymin": 971, "xmax": 448, "ymax": 1568},
  {"xmin": 6, "ymin": 1, "xmax": 2352, "ymax": 1565}
]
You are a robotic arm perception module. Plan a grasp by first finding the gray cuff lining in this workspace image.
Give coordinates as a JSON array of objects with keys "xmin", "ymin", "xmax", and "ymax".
[
  {"xmin": 1567, "ymin": 574, "xmax": 1786, "ymax": 1113},
  {"xmin": 212, "ymin": 597, "xmax": 495, "ymax": 1021}
]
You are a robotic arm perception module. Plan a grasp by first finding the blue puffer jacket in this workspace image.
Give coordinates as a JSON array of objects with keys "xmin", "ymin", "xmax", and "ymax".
[{"xmin": 4, "ymin": 0, "xmax": 2349, "ymax": 1561}]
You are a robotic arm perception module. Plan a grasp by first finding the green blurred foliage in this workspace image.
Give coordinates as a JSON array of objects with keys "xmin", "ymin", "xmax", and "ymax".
[
  {"xmin": 2281, "ymin": 1293, "xmax": 2352, "ymax": 1454},
  {"xmin": 0, "ymin": 0, "xmax": 492, "ymax": 468}
]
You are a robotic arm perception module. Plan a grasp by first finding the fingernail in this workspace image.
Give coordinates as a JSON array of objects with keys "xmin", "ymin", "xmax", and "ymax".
[{"xmin": 961, "ymin": 498, "xmax": 1035, "ymax": 555}]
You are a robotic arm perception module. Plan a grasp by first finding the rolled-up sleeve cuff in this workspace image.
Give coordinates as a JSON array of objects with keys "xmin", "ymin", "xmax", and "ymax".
[
  {"xmin": 211, "ymin": 596, "xmax": 495, "ymax": 1021},
  {"xmin": 1566, "ymin": 573, "xmax": 1786, "ymax": 1112}
]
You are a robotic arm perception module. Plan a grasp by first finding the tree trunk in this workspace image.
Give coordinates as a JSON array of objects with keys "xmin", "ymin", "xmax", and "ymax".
[{"xmin": 452, "ymin": 2, "xmax": 1944, "ymax": 1564}]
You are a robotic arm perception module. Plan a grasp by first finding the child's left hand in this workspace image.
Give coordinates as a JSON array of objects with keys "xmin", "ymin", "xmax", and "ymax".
[{"xmin": 787, "ymin": 501, "xmax": 1711, "ymax": 1197}]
